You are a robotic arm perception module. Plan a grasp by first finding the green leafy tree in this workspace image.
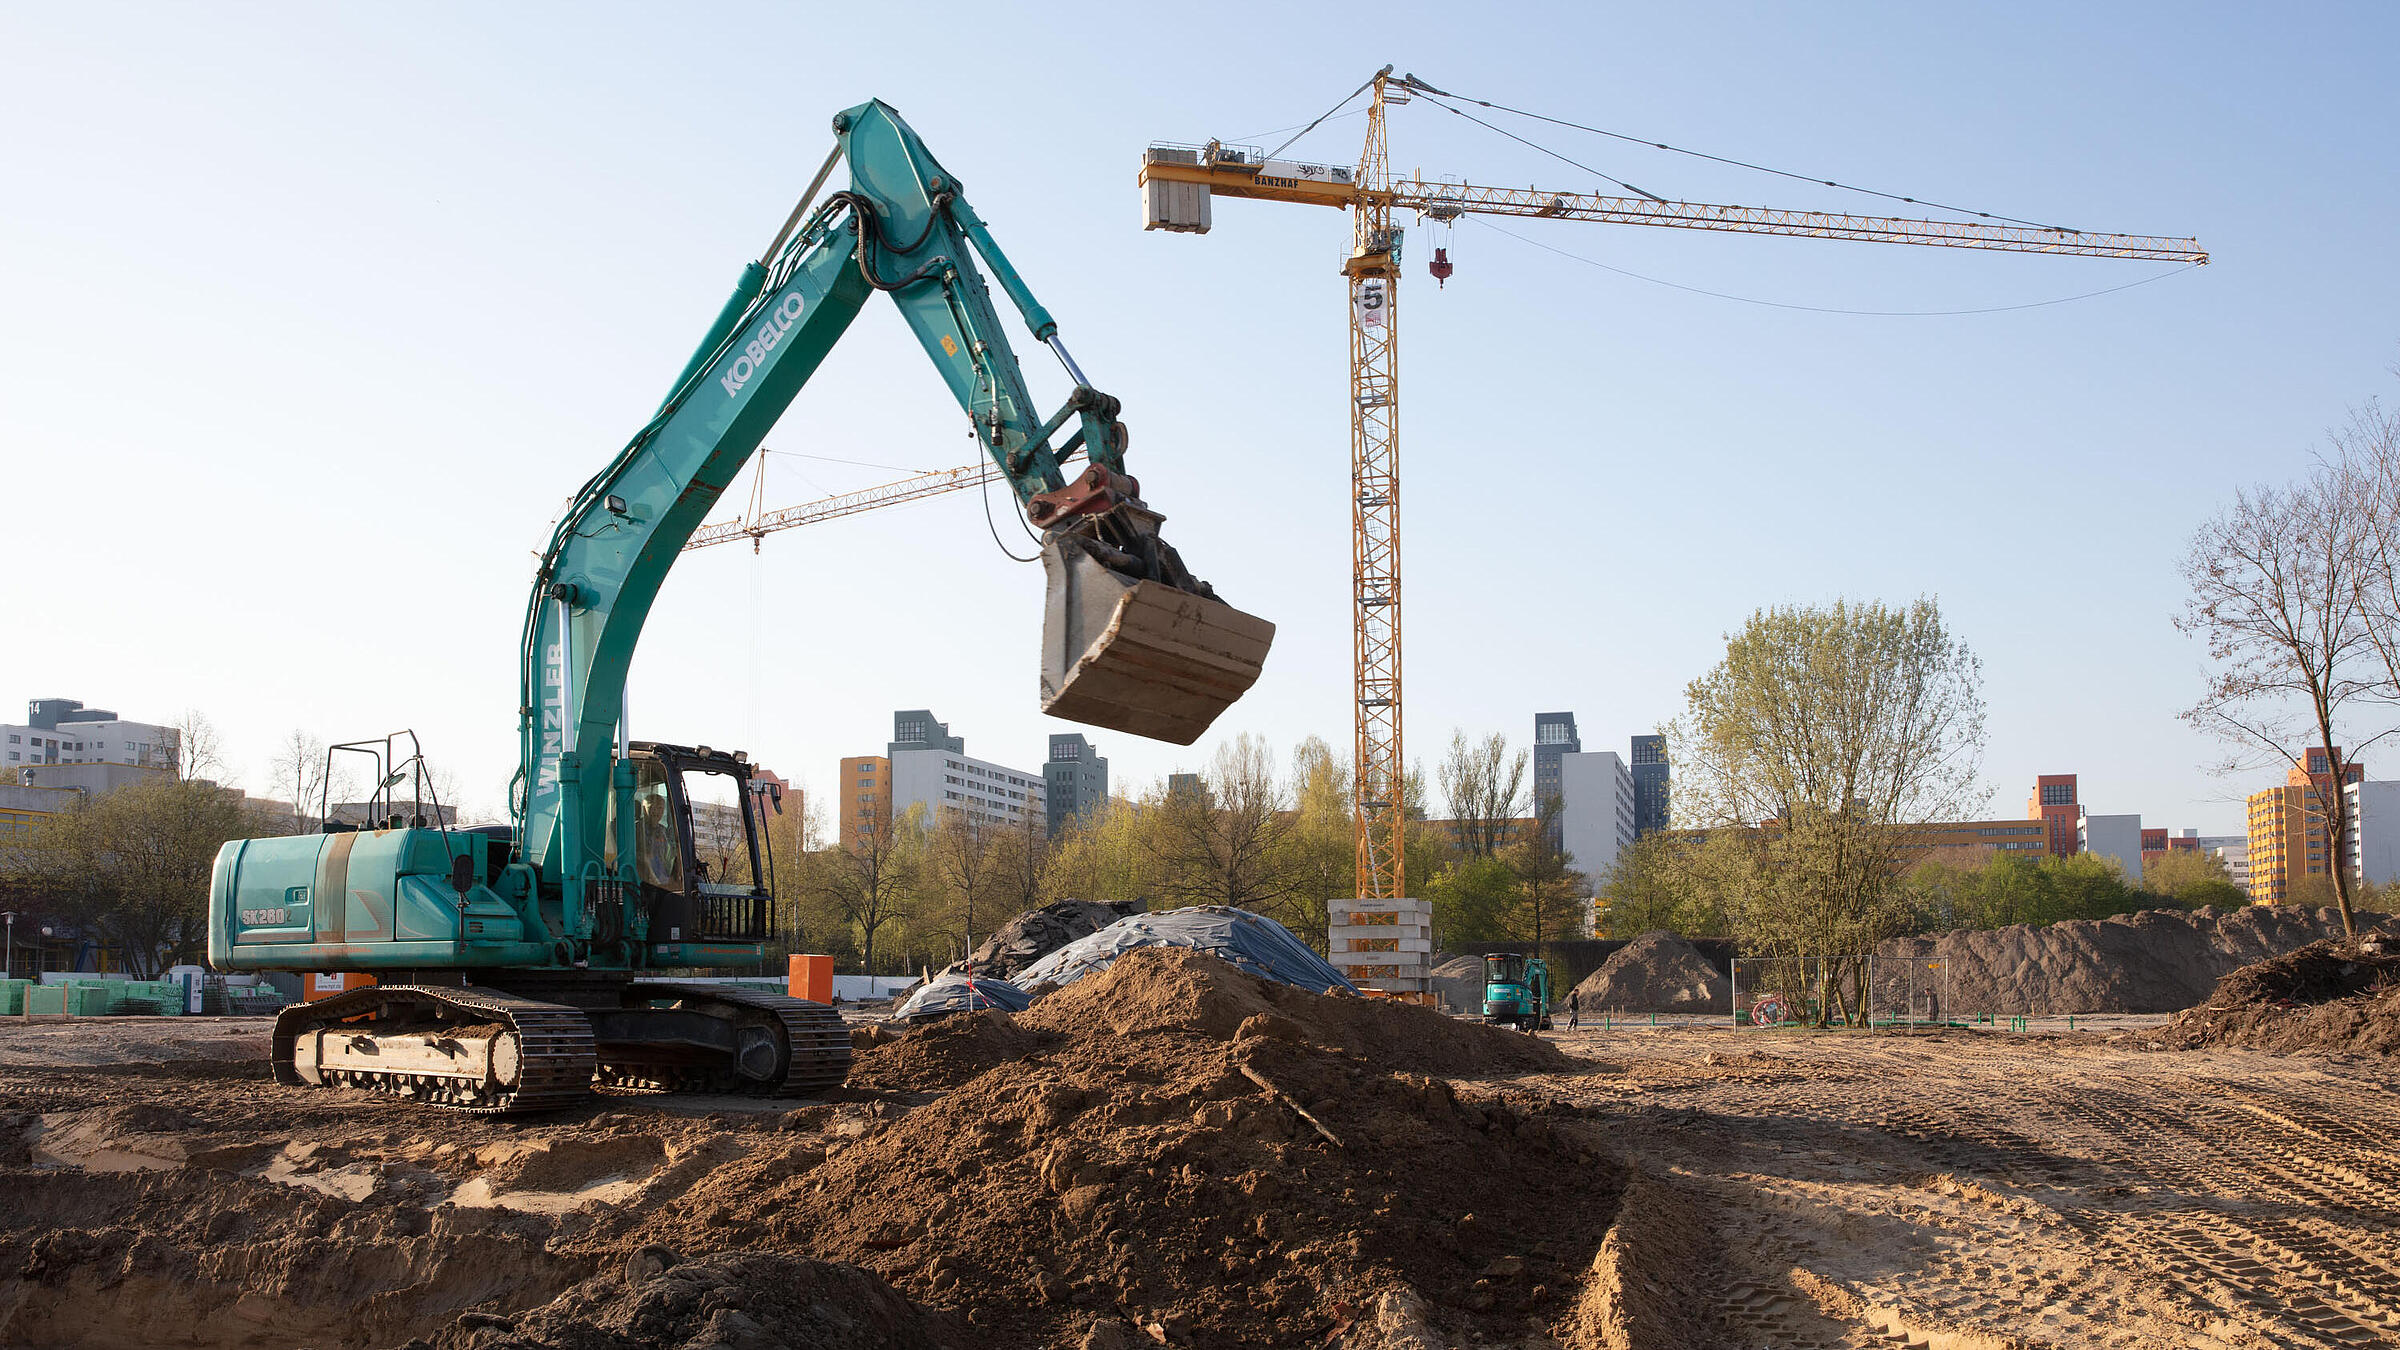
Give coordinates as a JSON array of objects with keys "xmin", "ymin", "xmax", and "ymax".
[
  {"xmin": 1674, "ymin": 598, "xmax": 1987, "ymax": 1024},
  {"xmin": 1043, "ymin": 791, "xmax": 1159, "ymax": 906},
  {"xmin": 1280, "ymin": 737, "xmax": 1356, "ymax": 954},
  {"xmin": 2140, "ymin": 847, "xmax": 2235, "ymax": 905},
  {"xmin": 1422, "ymin": 854, "xmax": 1517, "ymax": 946},
  {"xmin": 1498, "ymin": 807, "xmax": 1585, "ymax": 957},
  {"xmin": 25, "ymin": 777, "xmax": 253, "ymax": 976}
]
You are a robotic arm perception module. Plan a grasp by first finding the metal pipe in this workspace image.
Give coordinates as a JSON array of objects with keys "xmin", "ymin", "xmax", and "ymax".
[
  {"xmin": 761, "ymin": 143, "xmax": 845, "ymax": 265},
  {"xmin": 1047, "ymin": 336, "xmax": 1091, "ymax": 389},
  {"xmin": 554, "ymin": 595, "xmax": 577, "ymax": 758}
]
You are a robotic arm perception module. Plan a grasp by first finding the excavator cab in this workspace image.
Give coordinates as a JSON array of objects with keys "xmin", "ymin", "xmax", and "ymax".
[{"xmin": 617, "ymin": 742, "xmax": 774, "ymax": 947}]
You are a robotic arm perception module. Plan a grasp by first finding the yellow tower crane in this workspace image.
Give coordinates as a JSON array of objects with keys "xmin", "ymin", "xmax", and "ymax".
[{"xmin": 1138, "ymin": 67, "xmax": 2208, "ymax": 905}]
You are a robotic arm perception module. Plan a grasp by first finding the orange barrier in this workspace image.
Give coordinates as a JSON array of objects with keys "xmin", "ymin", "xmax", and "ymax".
[
  {"xmin": 303, "ymin": 972, "xmax": 376, "ymax": 1002},
  {"xmin": 787, "ymin": 954, "xmax": 834, "ymax": 1004}
]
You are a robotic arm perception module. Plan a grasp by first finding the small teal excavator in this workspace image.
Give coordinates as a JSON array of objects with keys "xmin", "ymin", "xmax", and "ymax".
[
  {"xmin": 205, "ymin": 101, "xmax": 1274, "ymax": 1113},
  {"xmin": 1482, "ymin": 953, "xmax": 1553, "ymax": 1032}
]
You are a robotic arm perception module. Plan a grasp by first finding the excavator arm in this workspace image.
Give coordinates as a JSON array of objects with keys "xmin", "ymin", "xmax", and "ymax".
[{"xmin": 517, "ymin": 99, "xmax": 1272, "ymax": 896}]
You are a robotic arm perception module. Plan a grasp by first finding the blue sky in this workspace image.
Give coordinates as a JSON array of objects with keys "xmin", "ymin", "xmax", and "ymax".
[{"xmin": 4, "ymin": 2, "xmax": 2395, "ymax": 837}]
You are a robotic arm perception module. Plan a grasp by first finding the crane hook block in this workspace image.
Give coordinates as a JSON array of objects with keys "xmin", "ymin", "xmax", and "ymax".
[{"xmin": 1430, "ymin": 247, "xmax": 1453, "ymax": 287}]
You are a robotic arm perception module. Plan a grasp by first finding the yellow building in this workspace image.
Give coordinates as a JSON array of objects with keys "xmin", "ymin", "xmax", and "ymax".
[
  {"xmin": 1899, "ymin": 818, "xmax": 2052, "ymax": 859},
  {"xmin": 837, "ymin": 755, "xmax": 891, "ymax": 852},
  {"xmin": 2246, "ymin": 784, "xmax": 2331, "ymax": 905},
  {"xmin": 0, "ymin": 782, "xmax": 80, "ymax": 845}
]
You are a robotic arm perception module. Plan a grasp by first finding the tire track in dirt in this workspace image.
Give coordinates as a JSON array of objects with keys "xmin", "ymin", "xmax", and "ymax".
[{"xmin": 1555, "ymin": 1032, "xmax": 2400, "ymax": 1349}]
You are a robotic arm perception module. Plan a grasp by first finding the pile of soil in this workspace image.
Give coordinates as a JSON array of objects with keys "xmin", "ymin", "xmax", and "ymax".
[
  {"xmin": 850, "ymin": 947, "xmax": 1569, "ymax": 1094},
  {"xmin": 2154, "ymin": 939, "xmax": 2400, "ymax": 1056},
  {"xmin": 1572, "ymin": 933, "xmax": 1730, "ymax": 1014},
  {"xmin": 1022, "ymin": 946, "xmax": 1570, "ymax": 1077},
  {"xmin": 432, "ymin": 1250, "xmax": 962, "ymax": 1350},
  {"xmin": 1875, "ymin": 906, "xmax": 2385, "ymax": 1014},
  {"xmin": 846, "ymin": 1009, "xmax": 1049, "ymax": 1094},
  {"xmin": 572, "ymin": 948, "xmax": 1617, "ymax": 1347},
  {"xmin": 950, "ymin": 901, "xmax": 1141, "ymax": 981},
  {"xmin": 1428, "ymin": 955, "xmax": 1484, "ymax": 1013}
]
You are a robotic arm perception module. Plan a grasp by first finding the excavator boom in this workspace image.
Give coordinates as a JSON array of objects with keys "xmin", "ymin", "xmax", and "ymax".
[{"xmin": 520, "ymin": 99, "xmax": 1272, "ymax": 894}]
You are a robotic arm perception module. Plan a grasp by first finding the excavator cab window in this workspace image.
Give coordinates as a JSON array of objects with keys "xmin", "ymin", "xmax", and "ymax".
[
  {"xmin": 631, "ymin": 759, "xmax": 684, "ymax": 893},
  {"xmin": 678, "ymin": 764, "xmax": 763, "ymax": 893}
]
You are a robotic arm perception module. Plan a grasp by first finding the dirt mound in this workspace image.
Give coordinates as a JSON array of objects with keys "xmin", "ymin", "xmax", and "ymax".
[
  {"xmin": 434, "ymin": 1249, "xmax": 961, "ymax": 1350},
  {"xmin": 1429, "ymin": 955, "xmax": 1484, "ymax": 1012},
  {"xmin": 850, "ymin": 947, "xmax": 1565, "ymax": 1096},
  {"xmin": 1876, "ymin": 906, "xmax": 2385, "ymax": 1014},
  {"xmin": 1573, "ymin": 933, "xmax": 1729, "ymax": 1014},
  {"xmin": 2155, "ymin": 939, "xmax": 2400, "ymax": 1055},
  {"xmin": 846, "ymin": 1009, "xmax": 1057, "ymax": 1094},
  {"xmin": 562, "ymin": 948, "xmax": 1619, "ymax": 1347},
  {"xmin": 1022, "ymin": 946, "xmax": 1569, "ymax": 1077}
]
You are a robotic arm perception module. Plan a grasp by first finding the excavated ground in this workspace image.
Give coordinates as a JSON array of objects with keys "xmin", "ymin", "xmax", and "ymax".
[{"xmin": 4, "ymin": 952, "xmax": 2399, "ymax": 1349}]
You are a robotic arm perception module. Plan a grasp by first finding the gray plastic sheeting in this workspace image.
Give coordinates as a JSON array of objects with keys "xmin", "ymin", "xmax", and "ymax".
[
  {"xmin": 1015, "ymin": 905, "xmax": 1359, "ymax": 995},
  {"xmin": 894, "ymin": 974, "xmax": 1033, "ymax": 1021}
]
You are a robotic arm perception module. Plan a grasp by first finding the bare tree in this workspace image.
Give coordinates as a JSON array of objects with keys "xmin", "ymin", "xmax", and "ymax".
[
  {"xmin": 1152, "ymin": 734, "xmax": 1303, "ymax": 923},
  {"xmin": 810, "ymin": 803, "xmax": 926, "ymax": 974},
  {"xmin": 986, "ymin": 808, "xmax": 1051, "ymax": 920},
  {"xmin": 927, "ymin": 809, "xmax": 1002, "ymax": 965},
  {"xmin": 2333, "ymin": 399, "xmax": 2400, "ymax": 683},
  {"xmin": 1436, "ymin": 730, "xmax": 1527, "ymax": 858},
  {"xmin": 266, "ymin": 730, "xmax": 328, "ymax": 834},
  {"xmin": 2180, "ymin": 470, "xmax": 2382, "ymax": 938},
  {"xmin": 166, "ymin": 709, "xmax": 226, "ymax": 783}
]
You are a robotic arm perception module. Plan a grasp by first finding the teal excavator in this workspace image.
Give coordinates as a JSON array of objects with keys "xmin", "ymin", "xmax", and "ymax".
[{"xmin": 205, "ymin": 101, "xmax": 1274, "ymax": 1113}]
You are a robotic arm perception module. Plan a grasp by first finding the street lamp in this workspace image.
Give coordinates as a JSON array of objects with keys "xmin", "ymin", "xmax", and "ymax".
[{"xmin": 0, "ymin": 912, "xmax": 17, "ymax": 980}]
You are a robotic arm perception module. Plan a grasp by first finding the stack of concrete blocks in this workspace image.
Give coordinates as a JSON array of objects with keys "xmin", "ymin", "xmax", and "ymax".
[{"xmin": 1329, "ymin": 897, "xmax": 1433, "ymax": 1001}]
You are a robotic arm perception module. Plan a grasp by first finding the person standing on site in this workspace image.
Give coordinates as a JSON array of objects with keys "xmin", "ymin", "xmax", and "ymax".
[{"xmin": 1566, "ymin": 989, "xmax": 1581, "ymax": 1030}]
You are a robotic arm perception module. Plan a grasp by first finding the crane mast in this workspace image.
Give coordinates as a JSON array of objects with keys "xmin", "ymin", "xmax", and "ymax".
[
  {"xmin": 1141, "ymin": 67, "xmax": 2207, "ymax": 907},
  {"xmin": 1346, "ymin": 75, "xmax": 1407, "ymax": 904}
]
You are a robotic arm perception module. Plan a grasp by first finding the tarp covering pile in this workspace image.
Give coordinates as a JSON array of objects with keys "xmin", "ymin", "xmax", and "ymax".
[
  {"xmin": 894, "ymin": 975, "xmax": 1032, "ymax": 1021},
  {"xmin": 944, "ymin": 900, "xmax": 1143, "ymax": 981},
  {"xmin": 1016, "ymin": 905, "xmax": 1358, "ymax": 995}
]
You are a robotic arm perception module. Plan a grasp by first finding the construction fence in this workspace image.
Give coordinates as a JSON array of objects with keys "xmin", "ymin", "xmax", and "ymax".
[{"xmin": 1731, "ymin": 955, "xmax": 1953, "ymax": 1029}]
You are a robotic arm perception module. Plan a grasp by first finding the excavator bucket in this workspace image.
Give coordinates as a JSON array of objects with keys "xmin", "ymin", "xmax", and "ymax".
[{"xmin": 1040, "ymin": 538, "xmax": 1274, "ymax": 745}]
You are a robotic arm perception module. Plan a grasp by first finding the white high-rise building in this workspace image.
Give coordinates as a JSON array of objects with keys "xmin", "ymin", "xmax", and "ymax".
[
  {"xmin": 883, "ymin": 709, "xmax": 1045, "ymax": 832},
  {"xmin": 2342, "ymin": 780, "xmax": 2400, "ymax": 886},
  {"xmin": 1559, "ymin": 749, "xmax": 1637, "ymax": 884},
  {"xmin": 2079, "ymin": 812, "xmax": 2144, "ymax": 884},
  {"xmin": 2, "ymin": 698, "xmax": 176, "ymax": 772}
]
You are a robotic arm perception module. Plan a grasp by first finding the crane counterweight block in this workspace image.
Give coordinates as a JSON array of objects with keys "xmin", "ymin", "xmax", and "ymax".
[{"xmin": 1040, "ymin": 534, "xmax": 1274, "ymax": 746}]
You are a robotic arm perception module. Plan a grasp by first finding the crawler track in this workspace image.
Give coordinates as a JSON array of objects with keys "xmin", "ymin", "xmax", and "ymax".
[
  {"xmin": 271, "ymin": 985, "xmax": 597, "ymax": 1115},
  {"xmin": 597, "ymin": 982, "xmax": 852, "ymax": 1097},
  {"xmin": 271, "ymin": 980, "xmax": 853, "ymax": 1112}
]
